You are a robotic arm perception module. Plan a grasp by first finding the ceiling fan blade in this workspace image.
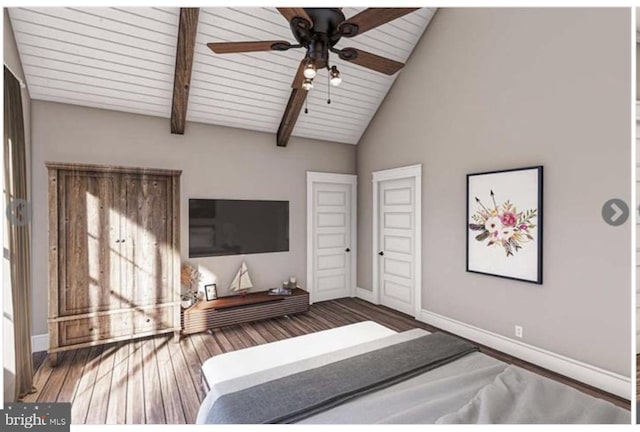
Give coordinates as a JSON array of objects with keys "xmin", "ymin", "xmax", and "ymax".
[
  {"xmin": 207, "ymin": 40, "xmax": 291, "ymax": 54},
  {"xmin": 291, "ymin": 58, "xmax": 307, "ymax": 89},
  {"xmin": 339, "ymin": 8, "xmax": 420, "ymax": 37},
  {"xmin": 276, "ymin": 8, "xmax": 313, "ymax": 27},
  {"xmin": 338, "ymin": 48, "xmax": 404, "ymax": 75}
]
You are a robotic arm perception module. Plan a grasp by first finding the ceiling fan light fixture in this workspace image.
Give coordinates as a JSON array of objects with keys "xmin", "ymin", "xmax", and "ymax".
[
  {"xmin": 302, "ymin": 78, "xmax": 314, "ymax": 90},
  {"xmin": 330, "ymin": 66, "xmax": 342, "ymax": 86},
  {"xmin": 303, "ymin": 62, "xmax": 317, "ymax": 79}
]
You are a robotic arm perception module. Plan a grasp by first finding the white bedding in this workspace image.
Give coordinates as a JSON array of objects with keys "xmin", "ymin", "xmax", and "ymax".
[
  {"xmin": 201, "ymin": 321, "xmax": 398, "ymax": 390},
  {"xmin": 197, "ymin": 321, "xmax": 629, "ymax": 424},
  {"xmin": 435, "ymin": 365, "xmax": 630, "ymax": 424}
]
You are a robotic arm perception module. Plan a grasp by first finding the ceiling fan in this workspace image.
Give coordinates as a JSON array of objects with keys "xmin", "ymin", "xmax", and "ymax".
[{"xmin": 207, "ymin": 8, "xmax": 420, "ymax": 91}]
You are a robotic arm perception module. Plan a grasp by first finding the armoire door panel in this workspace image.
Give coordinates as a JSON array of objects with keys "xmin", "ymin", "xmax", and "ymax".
[
  {"xmin": 59, "ymin": 171, "xmax": 122, "ymax": 316},
  {"xmin": 122, "ymin": 175, "xmax": 172, "ymax": 307}
]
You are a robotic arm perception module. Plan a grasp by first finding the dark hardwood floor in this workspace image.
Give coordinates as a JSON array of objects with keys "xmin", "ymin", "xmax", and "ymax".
[{"xmin": 25, "ymin": 298, "xmax": 629, "ymax": 424}]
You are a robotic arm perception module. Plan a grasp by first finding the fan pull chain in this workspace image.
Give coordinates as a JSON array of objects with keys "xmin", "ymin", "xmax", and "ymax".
[
  {"xmin": 304, "ymin": 94, "xmax": 309, "ymax": 114},
  {"xmin": 327, "ymin": 71, "xmax": 331, "ymax": 105}
]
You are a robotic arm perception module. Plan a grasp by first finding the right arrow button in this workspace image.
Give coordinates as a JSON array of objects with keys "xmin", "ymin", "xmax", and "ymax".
[{"xmin": 601, "ymin": 198, "xmax": 629, "ymax": 226}]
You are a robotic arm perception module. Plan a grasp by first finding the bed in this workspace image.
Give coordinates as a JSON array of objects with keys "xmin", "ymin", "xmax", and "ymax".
[{"xmin": 196, "ymin": 321, "xmax": 629, "ymax": 424}]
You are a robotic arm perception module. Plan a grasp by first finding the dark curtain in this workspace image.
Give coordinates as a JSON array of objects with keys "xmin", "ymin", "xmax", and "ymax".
[{"xmin": 4, "ymin": 66, "xmax": 34, "ymax": 400}]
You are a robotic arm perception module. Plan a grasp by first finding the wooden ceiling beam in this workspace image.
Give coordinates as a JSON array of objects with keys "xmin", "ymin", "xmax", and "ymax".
[
  {"xmin": 170, "ymin": 8, "xmax": 199, "ymax": 135},
  {"xmin": 276, "ymin": 88, "xmax": 307, "ymax": 147}
]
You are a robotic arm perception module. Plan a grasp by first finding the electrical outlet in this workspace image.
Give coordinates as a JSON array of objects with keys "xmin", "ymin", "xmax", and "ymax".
[{"xmin": 515, "ymin": 325, "xmax": 523, "ymax": 339}]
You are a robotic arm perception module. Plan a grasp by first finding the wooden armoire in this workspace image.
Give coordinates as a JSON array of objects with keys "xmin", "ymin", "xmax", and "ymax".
[{"xmin": 47, "ymin": 162, "xmax": 181, "ymax": 365}]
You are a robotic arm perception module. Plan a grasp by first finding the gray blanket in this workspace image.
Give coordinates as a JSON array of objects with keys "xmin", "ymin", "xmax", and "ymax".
[
  {"xmin": 204, "ymin": 331, "xmax": 476, "ymax": 424},
  {"xmin": 300, "ymin": 352, "xmax": 509, "ymax": 424}
]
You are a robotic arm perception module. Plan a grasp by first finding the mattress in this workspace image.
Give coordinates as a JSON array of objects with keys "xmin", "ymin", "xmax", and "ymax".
[{"xmin": 201, "ymin": 320, "xmax": 398, "ymax": 390}]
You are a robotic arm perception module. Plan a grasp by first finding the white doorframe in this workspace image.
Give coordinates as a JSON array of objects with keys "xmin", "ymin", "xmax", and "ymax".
[
  {"xmin": 306, "ymin": 172, "xmax": 357, "ymax": 304},
  {"xmin": 372, "ymin": 164, "xmax": 422, "ymax": 319}
]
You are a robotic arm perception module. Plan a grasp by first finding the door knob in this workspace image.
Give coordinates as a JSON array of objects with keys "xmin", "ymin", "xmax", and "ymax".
[
  {"xmin": 378, "ymin": 251, "xmax": 384, "ymax": 256},
  {"xmin": 345, "ymin": 248, "xmax": 350, "ymax": 252}
]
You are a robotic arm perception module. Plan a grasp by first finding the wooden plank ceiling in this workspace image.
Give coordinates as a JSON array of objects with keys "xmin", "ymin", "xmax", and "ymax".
[{"xmin": 8, "ymin": 7, "xmax": 435, "ymax": 145}]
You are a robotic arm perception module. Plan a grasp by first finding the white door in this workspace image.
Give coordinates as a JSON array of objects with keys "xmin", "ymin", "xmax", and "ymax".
[
  {"xmin": 377, "ymin": 177, "xmax": 416, "ymax": 315},
  {"xmin": 308, "ymin": 174, "xmax": 356, "ymax": 303}
]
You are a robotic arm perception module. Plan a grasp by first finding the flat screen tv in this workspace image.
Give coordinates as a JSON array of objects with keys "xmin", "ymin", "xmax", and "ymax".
[{"xmin": 189, "ymin": 199, "xmax": 289, "ymax": 258}]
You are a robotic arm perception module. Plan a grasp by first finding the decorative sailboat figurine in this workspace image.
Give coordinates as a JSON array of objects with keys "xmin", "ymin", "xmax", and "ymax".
[{"xmin": 229, "ymin": 261, "xmax": 253, "ymax": 297}]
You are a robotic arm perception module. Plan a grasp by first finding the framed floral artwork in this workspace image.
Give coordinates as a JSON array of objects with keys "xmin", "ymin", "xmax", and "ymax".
[{"xmin": 466, "ymin": 166, "xmax": 543, "ymax": 284}]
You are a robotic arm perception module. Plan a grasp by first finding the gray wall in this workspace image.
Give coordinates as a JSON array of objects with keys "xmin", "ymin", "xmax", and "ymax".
[
  {"xmin": 357, "ymin": 8, "xmax": 630, "ymax": 376},
  {"xmin": 31, "ymin": 100, "xmax": 356, "ymax": 335}
]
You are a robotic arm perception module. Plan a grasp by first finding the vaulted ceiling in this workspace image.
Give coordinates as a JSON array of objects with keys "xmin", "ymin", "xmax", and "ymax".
[{"xmin": 8, "ymin": 7, "xmax": 435, "ymax": 145}]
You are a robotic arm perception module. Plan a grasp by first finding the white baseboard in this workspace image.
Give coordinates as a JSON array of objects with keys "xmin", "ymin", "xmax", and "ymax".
[
  {"xmin": 419, "ymin": 309, "xmax": 630, "ymax": 400},
  {"xmin": 355, "ymin": 287, "xmax": 375, "ymax": 303},
  {"xmin": 31, "ymin": 333, "xmax": 48, "ymax": 353}
]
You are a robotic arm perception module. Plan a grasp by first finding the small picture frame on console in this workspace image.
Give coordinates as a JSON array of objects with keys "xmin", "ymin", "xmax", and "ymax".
[{"xmin": 204, "ymin": 283, "xmax": 218, "ymax": 301}]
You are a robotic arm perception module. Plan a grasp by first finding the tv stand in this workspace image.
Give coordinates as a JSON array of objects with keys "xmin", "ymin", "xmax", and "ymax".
[{"xmin": 181, "ymin": 288, "xmax": 309, "ymax": 335}]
